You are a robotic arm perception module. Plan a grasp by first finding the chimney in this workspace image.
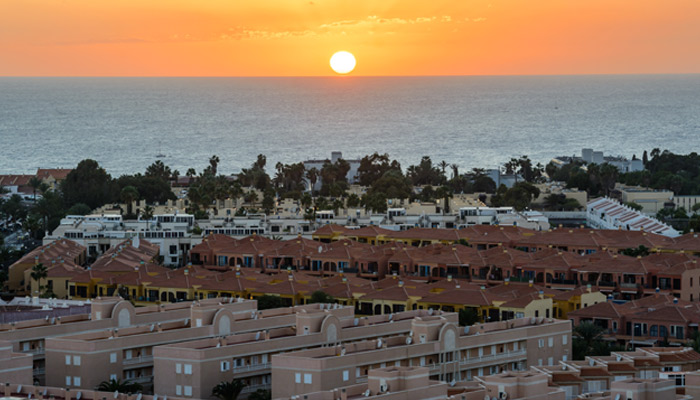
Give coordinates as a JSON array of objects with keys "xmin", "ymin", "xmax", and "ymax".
[
  {"xmin": 504, "ymin": 278, "xmax": 510, "ymax": 286},
  {"xmin": 587, "ymin": 284, "xmax": 592, "ymax": 293},
  {"xmin": 528, "ymin": 280, "xmax": 533, "ymax": 287}
]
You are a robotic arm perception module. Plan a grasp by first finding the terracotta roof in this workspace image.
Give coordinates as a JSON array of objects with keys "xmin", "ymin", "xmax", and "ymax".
[{"xmin": 36, "ymin": 168, "xmax": 72, "ymax": 181}]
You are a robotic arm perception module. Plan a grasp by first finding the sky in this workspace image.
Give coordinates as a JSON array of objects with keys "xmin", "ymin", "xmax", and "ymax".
[{"xmin": 1, "ymin": 0, "xmax": 699, "ymax": 76}]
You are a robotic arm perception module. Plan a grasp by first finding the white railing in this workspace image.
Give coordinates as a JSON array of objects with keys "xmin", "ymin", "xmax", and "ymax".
[{"xmin": 458, "ymin": 349, "xmax": 528, "ymax": 365}]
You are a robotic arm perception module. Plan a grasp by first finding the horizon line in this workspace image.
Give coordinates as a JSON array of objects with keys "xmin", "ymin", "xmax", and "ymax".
[{"xmin": 2, "ymin": 72, "xmax": 700, "ymax": 79}]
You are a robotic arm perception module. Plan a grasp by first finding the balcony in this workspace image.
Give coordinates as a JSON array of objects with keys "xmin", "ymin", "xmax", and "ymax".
[
  {"xmin": 457, "ymin": 349, "xmax": 528, "ymax": 367},
  {"xmin": 123, "ymin": 355, "xmax": 154, "ymax": 366},
  {"xmin": 240, "ymin": 383, "xmax": 271, "ymax": 394},
  {"xmin": 232, "ymin": 362, "xmax": 271, "ymax": 374}
]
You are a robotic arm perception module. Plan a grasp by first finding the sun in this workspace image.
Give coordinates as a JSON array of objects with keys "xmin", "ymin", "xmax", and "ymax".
[{"xmin": 330, "ymin": 51, "xmax": 356, "ymax": 75}]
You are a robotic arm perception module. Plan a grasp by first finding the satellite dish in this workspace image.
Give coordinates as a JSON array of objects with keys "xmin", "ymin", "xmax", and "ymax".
[
  {"xmin": 216, "ymin": 343, "xmax": 221, "ymax": 348},
  {"xmin": 406, "ymin": 337, "xmax": 413, "ymax": 345},
  {"xmin": 484, "ymin": 395, "xmax": 490, "ymax": 400},
  {"xmin": 388, "ymin": 314, "xmax": 393, "ymax": 321},
  {"xmin": 114, "ymin": 391, "xmax": 119, "ymax": 399},
  {"xmin": 43, "ymin": 390, "xmax": 47, "ymax": 396},
  {"xmin": 589, "ymin": 359, "xmax": 594, "ymax": 366},
  {"xmin": 76, "ymin": 392, "xmax": 82, "ymax": 400},
  {"xmin": 27, "ymin": 394, "xmax": 31, "ymax": 400},
  {"xmin": 450, "ymin": 380, "xmax": 456, "ymax": 387},
  {"xmin": 354, "ymin": 318, "xmax": 359, "ymax": 326},
  {"xmin": 184, "ymin": 318, "xmax": 190, "ymax": 326},
  {"xmin": 377, "ymin": 338, "xmax": 383, "ymax": 348}
]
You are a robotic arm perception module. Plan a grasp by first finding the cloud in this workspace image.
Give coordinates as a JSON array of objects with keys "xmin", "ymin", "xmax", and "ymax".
[{"xmin": 219, "ymin": 14, "xmax": 486, "ymax": 41}]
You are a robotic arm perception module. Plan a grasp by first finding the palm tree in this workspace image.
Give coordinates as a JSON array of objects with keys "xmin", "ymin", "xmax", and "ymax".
[
  {"xmin": 209, "ymin": 155, "xmax": 221, "ymax": 176},
  {"xmin": 141, "ymin": 205, "xmax": 154, "ymax": 231},
  {"xmin": 30, "ymin": 263, "xmax": 48, "ymax": 295},
  {"xmin": 247, "ymin": 389, "xmax": 271, "ymax": 400},
  {"xmin": 28, "ymin": 177, "xmax": 42, "ymax": 202},
  {"xmin": 97, "ymin": 378, "xmax": 143, "ymax": 393},
  {"xmin": 212, "ymin": 379, "xmax": 246, "ymax": 400},
  {"xmin": 306, "ymin": 168, "xmax": 319, "ymax": 193},
  {"xmin": 451, "ymin": 164, "xmax": 459, "ymax": 180},
  {"xmin": 120, "ymin": 186, "xmax": 140, "ymax": 216}
]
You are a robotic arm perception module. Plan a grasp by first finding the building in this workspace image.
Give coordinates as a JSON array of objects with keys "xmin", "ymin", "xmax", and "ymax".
[
  {"xmin": 587, "ymin": 197, "xmax": 679, "ymax": 238},
  {"xmin": 271, "ymin": 316, "xmax": 571, "ymax": 398},
  {"xmin": 303, "ymin": 152, "xmax": 361, "ymax": 191},
  {"xmin": 7, "ymin": 239, "xmax": 87, "ymax": 295},
  {"xmin": 552, "ymin": 149, "xmax": 644, "ymax": 173}
]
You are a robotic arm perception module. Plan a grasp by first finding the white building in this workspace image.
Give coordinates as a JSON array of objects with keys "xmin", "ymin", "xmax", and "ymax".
[
  {"xmin": 586, "ymin": 197, "xmax": 680, "ymax": 237},
  {"xmin": 302, "ymin": 151, "xmax": 361, "ymax": 191}
]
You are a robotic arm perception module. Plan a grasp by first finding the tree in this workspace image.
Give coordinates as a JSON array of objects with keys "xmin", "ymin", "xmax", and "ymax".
[
  {"xmin": 29, "ymin": 177, "xmax": 42, "ymax": 202},
  {"xmin": 145, "ymin": 160, "xmax": 173, "ymax": 181},
  {"xmin": 212, "ymin": 379, "xmax": 246, "ymax": 400},
  {"xmin": 308, "ymin": 290, "xmax": 335, "ymax": 304},
  {"xmin": 346, "ymin": 193, "xmax": 360, "ymax": 208},
  {"xmin": 97, "ymin": 378, "xmax": 143, "ymax": 393},
  {"xmin": 621, "ymin": 245, "xmax": 650, "ymax": 257},
  {"xmin": 30, "ymin": 263, "xmax": 48, "ymax": 295},
  {"xmin": 306, "ymin": 168, "xmax": 319, "ymax": 192},
  {"xmin": 0, "ymin": 270, "xmax": 8, "ymax": 291},
  {"xmin": 120, "ymin": 186, "xmax": 140, "ymax": 217},
  {"xmin": 61, "ymin": 159, "xmax": 117, "ymax": 209},
  {"xmin": 458, "ymin": 308, "xmax": 479, "ymax": 326},
  {"xmin": 356, "ymin": 153, "xmax": 401, "ymax": 187},
  {"xmin": 33, "ymin": 190, "xmax": 66, "ymax": 236},
  {"xmin": 67, "ymin": 203, "xmax": 92, "ymax": 215},
  {"xmin": 572, "ymin": 321, "xmax": 605, "ymax": 360},
  {"xmin": 256, "ymin": 295, "xmax": 286, "ymax": 310},
  {"xmin": 209, "ymin": 155, "xmax": 221, "ymax": 176},
  {"xmin": 247, "ymin": 389, "xmax": 271, "ymax": 400}
]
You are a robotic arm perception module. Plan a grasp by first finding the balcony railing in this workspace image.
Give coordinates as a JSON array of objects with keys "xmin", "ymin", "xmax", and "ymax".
[
  {"xmin": 240, "ymin": 383, "xmax": 271, "ymax": 394},
  {"xmin": 123, "ymin": 355, "xmax": 154, "ymax": 365},
  {"xmin": 457, "ymin": 349, "xmax": 528, "ymax": 365},
  {"xmin": 232, "ymin": 362, "xmax": 271, "ymax": 373}
]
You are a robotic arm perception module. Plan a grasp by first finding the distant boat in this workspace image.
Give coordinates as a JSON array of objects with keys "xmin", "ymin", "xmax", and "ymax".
[
  {"xmin": 156, "ymin": 153, "xmax": 166, "ymax": 158},
  {"xmin": 156, "ymin": 141, "xmax": 166, "ymax": 158}
]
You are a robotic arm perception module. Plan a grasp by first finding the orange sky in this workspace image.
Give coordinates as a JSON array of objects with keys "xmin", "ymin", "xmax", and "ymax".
[{"xmin": 1, "ymin": 0, "xmax": 699, "ymax": 76}]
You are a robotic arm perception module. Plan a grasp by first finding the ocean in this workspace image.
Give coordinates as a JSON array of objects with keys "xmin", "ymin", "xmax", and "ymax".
[{"xmin": 1, "ymin": 75, "xmax": 699, "ymax": 177}]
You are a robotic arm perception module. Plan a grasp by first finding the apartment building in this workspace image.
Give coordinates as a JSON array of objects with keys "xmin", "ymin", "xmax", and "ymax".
[
  {"xmin": 0, "ymin": 339, "xmax": 33, "ymax": 385},
  {"xmin": 153, "ymin": 307, "xmax": 443, "ymax": 398},
  {"xmin": 0, "ymin": 297, "xmax": 245, "ymax": 385},
  {"xmin": 0, "ymin": 382, "xmax": 189, "ymax": 400},
  {"xmin": 273, "ymin": 367, "xmax": 568, "ymax": 400},
  {"xmin": 271, "ymin": 316, "xmax": 571, "ymax": 398},
  {"xmin": 45, "ymin": 213, "xmax": 197, "ymax": 266},
  {"xmin": 44, "ymin": 300, "xmax": 350, "ymax": 393}
]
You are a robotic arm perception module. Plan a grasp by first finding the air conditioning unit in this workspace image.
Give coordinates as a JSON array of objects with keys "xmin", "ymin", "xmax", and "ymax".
[{"xmin": 379, "ymin": 383, "xmax": 388, "ymax": 393}]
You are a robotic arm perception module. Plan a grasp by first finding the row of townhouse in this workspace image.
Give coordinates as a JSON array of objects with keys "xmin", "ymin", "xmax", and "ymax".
[
  {"xmin": 569, "ymin": 294, "xmax": 700, "ymax": 346},
  {"xmin": 67, "ymin": 249, "xmax": 607, "ymax": 323},
  {"xmin": 188, "ymin": 232, "xmax": 700, "ymax": 300}
]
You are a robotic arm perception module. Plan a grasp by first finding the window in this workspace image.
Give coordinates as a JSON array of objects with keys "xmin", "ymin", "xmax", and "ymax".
[
  {"xmin": 110, "ymin": 374, "xmax": 117, "ymax": 381},
  {"xmin": 562, "ymin": 335, "xmax": 568, "ymax": 345},
  {"xmin": 548, "ymin": 337, "xmax": 554, "ymax": 347},
  {"xmin": 650, "ymin": 325, "xmax": 658, "ymax": 337},
  {"xmin": 304, "ymin": 374, "xmax": 312, "ymax": 384},
  {"xmin": 295, "ymin": 373, "xmax": 301, "ymax": 383},
  {"xmin": 110, "ymin": 353, "xmax": 117, "ymax": 363},
  {"xmin": 66, "ymin": 376, "xmax": 71, "ymax": 386},
  {"xmin": 22, "ymin": 343, "xmax": 29, "ymax": 351},
  {"xmin": 65, "ymin": 355, "xmax": 72, "ymax": 365},
  {"xmin": 478, "ymin": 348, "xmax": 484, "ymax": 357},
  {"xmin": 538, "ymin": 339, "xmax": 545, "ymax": 348},
  {"xmin": 73, "ymin": 356, "xmax": 81, "ymax": 366},
  {"xmin": 343, "ymin": 370, "xmax": 349, "ymax": 382},
  {"xmin": 491, "ymin": 345, "xmax": 497, "ymax": 355},
  {"xmin": 184, "ymin": 364, "xmax": 193, "ymax": 375},
  {"xmin": 220, "ymin": 361, "xmax": 230, "ymax": 372},
  {"xmin": 176, "ymin": 363, "xmax": 182, "ymax": 374},
  {"xmin": 513, "ymin": 342, "xmax": 519, "ymax": 351},
  {"xmin": 125, "ymin": 350, "xmax": 132, "ymax": 360},
  {"xmin": 184, "ymin": 386, "xmax": 192, "ymax": 397},
  {"xmin": 563, "ymin": 355, "xmax": 568, "ymax": 361},
  {"xmin": 420, "ymin": 357, "xmax": 426, "ymax": 366},
  {"xmin": 548, "ymin": 357, "xmax": 554, "ymax": 366},
  {"xmin": 261, "ymin": 354, "xmax": 268, "ymax": 364},
  {"xmin": 73, "ymin": 377, "xmax": 81, "ymax": 387},
  {"xmin": 175, "ymin": 386, "xmax": 182, "ymax": 396},
  {"xmin": 356, "ymin": 368, "xmax": 361, "ymax": 378}
]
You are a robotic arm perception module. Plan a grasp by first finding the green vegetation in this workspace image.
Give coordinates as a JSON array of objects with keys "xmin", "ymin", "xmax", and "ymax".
[
  {"xmin": 256, "ymin": 295, "xmax": 287, "ymax": 310},
  {"xmin": 308, "ymin": 290, "xmax": 335, "ymax": 304},
  {"xmin": 572, "ymin": 321, "xmax": 625, "ymax": 360},
  {"xmin": 247, "ymin": 389, "xmax": 271, "ymax": 400},
  {"xmin": 490, "ymin": 182, "xmax": 541, "ymax": 211},
  {"xmin": 458, "ymin": 308, "xmax": 479, "ymax": 326},
  {"xmin": 97, "ymin": 378, "xmax": 143, "ymax": 393},
  {"xmin": 212, "ymin": 379, "xmax": 246, "ymax": 400},
  {"xmin": 621, "ymin": 245, "xmax": 650, "ymax": 257}
]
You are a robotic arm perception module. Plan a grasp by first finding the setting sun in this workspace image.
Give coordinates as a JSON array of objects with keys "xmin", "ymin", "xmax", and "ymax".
[{"xmin": 330, "ymin": 51, "xmax": 356, "ymax": 75}]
